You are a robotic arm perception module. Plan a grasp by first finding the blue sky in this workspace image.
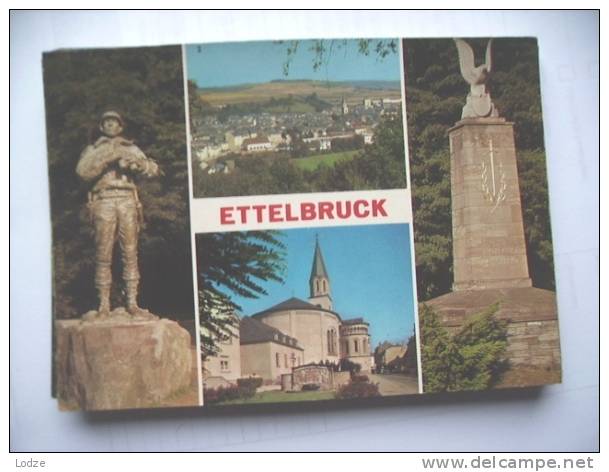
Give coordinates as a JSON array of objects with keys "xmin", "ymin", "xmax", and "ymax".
[
  {"xmin": 230, "ymin": 224, "xmax": 417, "ymax": 349},
  {"xmin": 186, "ymin": 39, "xmax": 401, "ymax": 88}
]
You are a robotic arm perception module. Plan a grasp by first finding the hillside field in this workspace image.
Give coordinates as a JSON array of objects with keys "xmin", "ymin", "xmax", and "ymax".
[{"xmin": 198, "ymin": 80, "xmax": 401, "ymax": 107}]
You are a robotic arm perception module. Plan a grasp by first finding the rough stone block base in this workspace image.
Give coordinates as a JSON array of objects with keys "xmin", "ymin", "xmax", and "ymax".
[{"xmin": 55, "ymin": 317, "xmax": 193, "ymax": 411}]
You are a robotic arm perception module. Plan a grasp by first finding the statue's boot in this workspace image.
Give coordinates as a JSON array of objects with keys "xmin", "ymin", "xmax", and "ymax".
[
  {"xmin": 126, "ymin": 280, "xmax": 141, "ymax": 314},
  {"xmin": 97, "ymin": 285, "xmax": 111, "ymax": 318},
  {"xmin": 126, "ymin": 280, "xmax": 155, "ymax": 319}
]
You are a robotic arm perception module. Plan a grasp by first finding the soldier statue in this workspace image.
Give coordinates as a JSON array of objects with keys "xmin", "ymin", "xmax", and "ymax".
[{"xmin": 77, "ymin": 111, "xmax": 159, "ymax": 319}]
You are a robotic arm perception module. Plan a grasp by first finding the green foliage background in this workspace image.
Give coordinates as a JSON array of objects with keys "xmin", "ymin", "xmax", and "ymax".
[
  {"xmin": 43, "ymin": 46, "xmax": 195, "ymax": 319},
  {"xmin": 403, "ymin": 38, "xmax": 555, "ymax": 300}
]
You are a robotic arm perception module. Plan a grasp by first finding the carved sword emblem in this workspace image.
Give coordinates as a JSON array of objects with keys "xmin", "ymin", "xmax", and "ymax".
[{"xmin": 481, "ymin": 138, "xmax": 507, "ymax": 212}]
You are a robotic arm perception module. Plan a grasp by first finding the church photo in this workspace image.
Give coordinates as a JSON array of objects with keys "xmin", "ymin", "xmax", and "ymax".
[{"xmin": 195, "ymin": 224, "xmax": 420, "ymax": 405}]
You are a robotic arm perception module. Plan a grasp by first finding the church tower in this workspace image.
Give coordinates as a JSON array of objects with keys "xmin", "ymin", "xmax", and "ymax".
[
  {"xmin": 308, "ymin": 237, "xmax": 333, "ymax": 311},
  {"xmin": 341, "ymin": 97, "xmax": 349, "ymax": 116}
]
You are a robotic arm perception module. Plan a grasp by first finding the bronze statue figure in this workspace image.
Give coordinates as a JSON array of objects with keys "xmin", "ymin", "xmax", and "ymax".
[{"xmin": 77, "ymin": 111, "xmax": 159, "ymax": 319}]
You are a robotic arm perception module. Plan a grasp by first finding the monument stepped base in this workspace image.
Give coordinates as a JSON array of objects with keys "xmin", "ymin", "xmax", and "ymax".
[
  {"xmin": 424, "ymin": 287, "xmax": 561, "ymax": 370},
  {"xmin": 55, "ymin": 315, "xmax": 194, "ymax": 411}
]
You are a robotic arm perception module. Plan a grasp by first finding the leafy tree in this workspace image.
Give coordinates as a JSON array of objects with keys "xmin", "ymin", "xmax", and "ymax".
[
  {"xmin": 278, "ymin": 39, "xmax": 398, "ymax": 76},
  {"xmin": 420, "ymin": 303, "xmax": 508, "ymax": 392},
  {"xmin": 403, "ymin": 38, "xmax": 555, "ymax": 299},
  {"xmin": 43, "ymin": 46, "xmax": 194, "ymax": 319},
  {"xmin": 196, "ymin": 231, "xmax": 286, "ymax": 360}
]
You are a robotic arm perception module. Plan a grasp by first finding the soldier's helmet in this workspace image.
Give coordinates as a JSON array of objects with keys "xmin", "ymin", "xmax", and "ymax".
[{"xmin": 99, "ymin": 110, "xmax": 124, "ymax": 127}]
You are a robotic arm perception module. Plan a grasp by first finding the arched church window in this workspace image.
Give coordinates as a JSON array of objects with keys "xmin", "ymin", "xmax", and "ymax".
[
  {"xmin": 354, "ymin": 340, "xmax": 359, "ymax": 353},
  {"xmin": 323, "ymin": 280, "xmax": 327, "ymax": 292},
  {"xmin": 316, "ymin": 280, "xmax": 320, "ymax": 292},
  {"xmin": 276, "ymin": 353, "xmax": 280, "ymax": 367}
]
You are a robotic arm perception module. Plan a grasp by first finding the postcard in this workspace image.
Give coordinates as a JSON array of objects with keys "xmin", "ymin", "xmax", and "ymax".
[{"xmin": 43, "ymin": 37, "xmax": 560, "ymax": 411}]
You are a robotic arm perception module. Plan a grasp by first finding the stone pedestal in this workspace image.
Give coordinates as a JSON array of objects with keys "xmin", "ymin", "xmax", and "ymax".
[
  {"xmin": 449, "ymin": 117, "xmax": 532, "ymax": 291},
  {"xmin": 55, "ymin": 316, "xmax": 193, "ymax": 411}
]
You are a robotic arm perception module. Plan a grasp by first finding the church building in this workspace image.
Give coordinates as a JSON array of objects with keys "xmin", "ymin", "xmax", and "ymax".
[{"xmin": 204, "ymin": 238, "xmax": 375, "ymax": 385}]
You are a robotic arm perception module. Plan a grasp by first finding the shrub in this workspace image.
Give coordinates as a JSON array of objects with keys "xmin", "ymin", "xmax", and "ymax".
[
  {"xmin": 338, "ymin": 358, "xmax": 362, "ymax": 374},
  {"xmin": 204, "ymin": 379, "xmax": 262, "ymax": 404},
  {"xmin": 336, "ymin": 380, "xmax": 380, "ymax": 399},
  {"xmin": 237, "ymin": 377, "xmax": 263, "ymax": 390},
  {"xmin": 420, "ymin": 303, "xmax": 509, "ymax": 393},
  {"xmin": 351, "ymin": 374, "xmax": 369, "ymax": 383},
  {"xmin": 204, "ymin": 385, "xmax": 242, "ymax": 404}
]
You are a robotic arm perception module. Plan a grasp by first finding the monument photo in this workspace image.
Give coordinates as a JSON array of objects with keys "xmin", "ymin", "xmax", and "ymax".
[
  {"xmin": 43, "ymin": 46, "xmax": 200, "ymax": 410},
  {"xmin": 195, "ymin": 225, "xmax": 419, "ymax": 405},
  {"xmin": 403, "ymin": 38, "xmax": 561, "ymax": 392}
]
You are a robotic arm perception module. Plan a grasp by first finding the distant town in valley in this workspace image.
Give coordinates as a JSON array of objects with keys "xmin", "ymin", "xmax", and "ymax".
[{"xmin": 189, "ymin": 79, "xmax": 403, "ymax": 175}]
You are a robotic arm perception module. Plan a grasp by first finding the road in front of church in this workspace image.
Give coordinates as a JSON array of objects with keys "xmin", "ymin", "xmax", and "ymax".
[{"xmin": 369, "ymin": 373, "xmax": 419, "ymax": 396}]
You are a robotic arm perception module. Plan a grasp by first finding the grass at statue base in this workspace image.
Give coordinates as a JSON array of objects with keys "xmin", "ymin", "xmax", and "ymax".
[
  {"xmin": 217, "ymin": 389, "xmax": 336, "ymax": 405},
  {"xmin": 292, "ymin": 150, "xmax": 358, "ymax": 171}
]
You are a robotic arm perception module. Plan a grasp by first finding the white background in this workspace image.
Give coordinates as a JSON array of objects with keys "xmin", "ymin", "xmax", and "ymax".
[{"xmin": 10, "ymin": 10, "xmax": 599, "ymax": 452}]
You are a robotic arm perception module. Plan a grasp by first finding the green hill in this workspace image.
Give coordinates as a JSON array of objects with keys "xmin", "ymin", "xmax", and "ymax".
[{"xmin": 197, "ymin": 80, "xmax": 401, "ymax": 107}]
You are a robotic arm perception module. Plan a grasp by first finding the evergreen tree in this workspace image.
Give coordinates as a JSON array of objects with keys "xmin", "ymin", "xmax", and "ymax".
[
  {"xmin": 420, "ymin": 303, "xmax": 508, "ymax": 392},
  {"xmin": 420, "ymin": 304, "xmax": 457, "ymax": 392},
  {"xmin": 451, "ymin": 303, "xmax": 509, "ymax": 390},
  {"xmin": 196, "ymin": 231, "xmax": 286, "ymax": 360}
]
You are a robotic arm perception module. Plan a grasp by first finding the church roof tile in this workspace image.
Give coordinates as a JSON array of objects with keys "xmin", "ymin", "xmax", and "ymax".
[
  {"xmin": 240, "ymin": 316, "xmax": 303, "ymax": 350},
  {"xmin": 250, "ymin": 296, "xmax": 342, "ymax": 321}
]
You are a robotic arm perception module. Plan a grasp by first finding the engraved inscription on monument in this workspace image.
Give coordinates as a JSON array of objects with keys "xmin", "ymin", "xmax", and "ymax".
[
  {"xmin": 480, "ymin": 139, "xmax": 507, "ymax": 212},
  {"xmin": 449, "ymin": 117, "xmax": 532, "ymax": 291}
]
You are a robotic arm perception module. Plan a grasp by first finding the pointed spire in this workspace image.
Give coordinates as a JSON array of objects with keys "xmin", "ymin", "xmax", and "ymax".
[{"xmin": 310, "ymin": 236, "xmax": 329, "ymax": 282}]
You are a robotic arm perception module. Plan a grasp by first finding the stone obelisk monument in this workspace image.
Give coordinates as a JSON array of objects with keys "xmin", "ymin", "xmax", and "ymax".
[
  {"xmin": 450, "ymin": 118, "xmax": 532, "ymax": 291},
  {"xmin": 426, "ymin": 39, "xmax": 561, "ymax": 375}
]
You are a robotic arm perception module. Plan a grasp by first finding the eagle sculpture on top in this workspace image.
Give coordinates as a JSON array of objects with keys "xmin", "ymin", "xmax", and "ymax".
[{"xmin": 454, "ymin": 38, "xmax": 499, "ymax": 118}]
